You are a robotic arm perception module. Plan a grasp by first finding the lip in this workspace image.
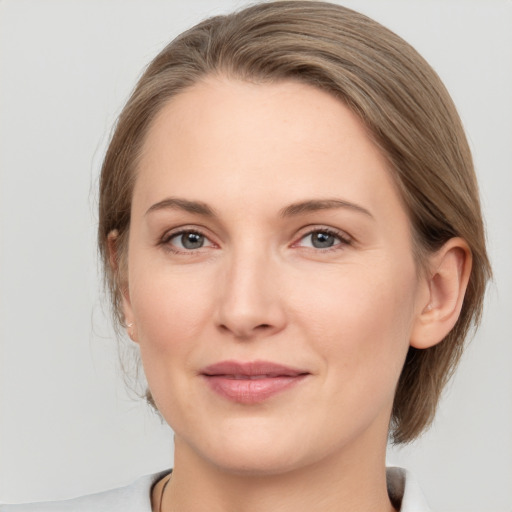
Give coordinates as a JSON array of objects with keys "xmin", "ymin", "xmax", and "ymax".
[{"xmin": 200, "ymin": 360, "xmax": 310, "ymax": 404}]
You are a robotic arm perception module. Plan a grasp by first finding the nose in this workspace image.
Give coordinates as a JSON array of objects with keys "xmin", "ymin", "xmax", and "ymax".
[{"xmin": 215, "ymin": 247, "xmax": 287, "ymax": 340}]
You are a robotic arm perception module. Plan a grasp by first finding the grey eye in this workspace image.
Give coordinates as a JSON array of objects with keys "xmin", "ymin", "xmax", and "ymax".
[
  {"xmin": 179, "ymin": 232, "xmax": 205, "ymax": 249},
  {"xmin": 310, "ymin": 231, "xmax": 337, "ymax": 248},
  {"xmin": 165, "ymin": 229, "xmax": 215, "ymax": 253}
]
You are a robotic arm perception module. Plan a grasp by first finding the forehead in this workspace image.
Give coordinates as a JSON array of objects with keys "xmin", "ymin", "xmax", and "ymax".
[{"xmin": 134, "ymin": 76, "xmax": 402, "ymax": 220}]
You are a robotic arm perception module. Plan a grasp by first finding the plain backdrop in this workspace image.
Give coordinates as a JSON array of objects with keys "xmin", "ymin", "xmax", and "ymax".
[{"xmin": 1, "ymin": 1, "xmax": 511, "ymax": 510}]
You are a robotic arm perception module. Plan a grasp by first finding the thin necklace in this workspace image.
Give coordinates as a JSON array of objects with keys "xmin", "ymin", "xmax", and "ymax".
[{"xmin": 158, "ymin": 474, "xmax": 172, "ymax": 512}]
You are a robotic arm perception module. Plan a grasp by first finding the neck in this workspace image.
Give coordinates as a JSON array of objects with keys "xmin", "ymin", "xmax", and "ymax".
[{"xmin": 161, "ymin": 430, "xmax": 396, "ymax": 512}]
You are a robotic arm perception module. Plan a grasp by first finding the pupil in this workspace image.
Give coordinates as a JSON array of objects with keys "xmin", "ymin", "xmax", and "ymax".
[
  {"xmin": 182, "ymin": 233, "xmax": 204, "ymax": 249},
  {"xmin": 312, "ymin": 232, "xmax": 335, "ymax": 248}
]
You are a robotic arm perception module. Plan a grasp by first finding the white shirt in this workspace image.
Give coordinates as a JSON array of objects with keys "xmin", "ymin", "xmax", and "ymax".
[{"xmin": 1, "ymin": 467, "xmax": 431, "ymax": 511}]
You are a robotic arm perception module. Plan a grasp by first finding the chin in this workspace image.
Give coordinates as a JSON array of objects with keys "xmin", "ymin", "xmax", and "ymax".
[
  {"xmin": 178, "ymin": 420, "xmax": 340, "ymax": 478},
  {"xmin": 172, "ymin": 420, "xmax": 308, "ymax": 476},
  {"xmin": 207, "ymin": 446, "xmax": 311, "ymax": 477}
]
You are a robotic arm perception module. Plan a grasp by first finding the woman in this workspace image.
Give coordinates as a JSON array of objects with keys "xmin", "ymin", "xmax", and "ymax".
[{"xmin": 1, "ymin": 1, "xmax": 491, "ymax": 511}]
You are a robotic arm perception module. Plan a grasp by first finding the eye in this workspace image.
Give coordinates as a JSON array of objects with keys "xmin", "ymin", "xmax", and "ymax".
[
  {"xmin": 296, "ymin": 228, "xmax": 350, "ymax": 250},
  {"xmin": 165, "ymin": 230, "xmax": 214, "ymax": 251}
]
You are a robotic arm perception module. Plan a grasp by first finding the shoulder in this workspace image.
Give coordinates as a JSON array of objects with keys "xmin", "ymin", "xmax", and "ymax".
[
  {"xmin": 0, "ymin": 470, "xmax": 171, "ymax": 512},
  {"xmin": 386, "ymin": 466, "xmax": 432, "ymax": 512}
]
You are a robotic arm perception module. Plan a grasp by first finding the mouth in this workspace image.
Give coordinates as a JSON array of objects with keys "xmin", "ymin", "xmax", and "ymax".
[{"xmin": 200, "ymin": 360, "xmax": 310, "ymax": 404}]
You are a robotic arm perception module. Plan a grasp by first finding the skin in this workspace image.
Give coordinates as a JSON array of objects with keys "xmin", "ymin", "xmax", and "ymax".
[{"xmin": 117, "ymin": 77, "xmax": 471, "ymax": 512}]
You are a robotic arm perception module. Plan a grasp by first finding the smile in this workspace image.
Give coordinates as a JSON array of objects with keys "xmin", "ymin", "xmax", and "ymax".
[{"xmin": 200, "ymin": 360, "xmax": 310, "ymax": 404}]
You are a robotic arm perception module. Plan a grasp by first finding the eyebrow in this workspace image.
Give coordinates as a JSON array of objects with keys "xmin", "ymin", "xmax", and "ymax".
[
  {"xmin": 145, "ymin": 197, "xmax": 373, "ymax": 219},
  {"xmin": 280, "ymin": 199, "xmax": 373, "ymax": 218},
  {"xmin": 145, "ymin": 198, "xmax": 216, "ymax": 217}
]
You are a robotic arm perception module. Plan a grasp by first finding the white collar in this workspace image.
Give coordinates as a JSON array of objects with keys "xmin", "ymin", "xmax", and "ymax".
[
  {"xmin": 387, "ymin": 466, "xmax": 432, "ymax": 511},
  {"xmin": 1, "ymin": 467, "xmax": 431, "ymax": 511}
]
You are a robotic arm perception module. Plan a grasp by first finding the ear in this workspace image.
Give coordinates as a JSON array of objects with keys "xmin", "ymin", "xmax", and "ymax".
[
  {"xmin": 107, "ymin": 230, "xmax": 138, "ymax": 342},
  {"xmin": 410, "ymin": 238, "xmax": 472, "ymax": 349}
]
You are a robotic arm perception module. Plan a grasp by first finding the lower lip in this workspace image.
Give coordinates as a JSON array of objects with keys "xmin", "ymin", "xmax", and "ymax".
[{"xmin": 203, "ymin": 375, "xmax": 307, "ymax": 404}]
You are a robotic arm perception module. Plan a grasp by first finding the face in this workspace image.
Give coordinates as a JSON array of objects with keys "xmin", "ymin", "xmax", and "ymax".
[{"xmin": 123, "ymin": 77, "xmax": 427, "ymax": 475}]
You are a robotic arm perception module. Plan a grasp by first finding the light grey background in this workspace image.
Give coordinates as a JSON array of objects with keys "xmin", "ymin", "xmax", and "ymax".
[{"xmin": 1, "ymin": 1, "xmax": 511, "ymax": 510}]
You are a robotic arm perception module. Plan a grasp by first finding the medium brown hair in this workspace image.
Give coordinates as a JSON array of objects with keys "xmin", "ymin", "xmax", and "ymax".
[{"xmin": 98, "ymin": 1, "xmax": 491, "ymax": 443}]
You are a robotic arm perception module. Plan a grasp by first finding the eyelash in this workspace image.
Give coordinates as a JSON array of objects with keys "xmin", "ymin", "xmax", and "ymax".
[
  {"xmin": 294, "ymin": 227, "xmax": 352, "ymax": 252},
  {"xmin": 159, "ymin": 226, "xmax": 352, "ymax": 255},
  {"xmin": 160, "ymin": 228, "xmax": 215, "ymax": 255}
]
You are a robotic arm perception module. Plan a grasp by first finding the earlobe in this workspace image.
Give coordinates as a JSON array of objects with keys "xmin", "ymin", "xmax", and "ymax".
[
  {"xmin": 410, "ymin": 238, "xmax": 472, "ymax": 349},
  {"xmin": 123, "ymin": 306, "xmax": 138, "ymax": 343},
  {"xmin": 126, "ymin": 322, "xmax": 138, "ymax": 343}
]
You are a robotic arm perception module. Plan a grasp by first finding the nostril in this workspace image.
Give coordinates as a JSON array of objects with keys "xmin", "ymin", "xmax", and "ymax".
[{"xmin": 218, "ymin": 322, "xmax": 273, "ymax": 338}]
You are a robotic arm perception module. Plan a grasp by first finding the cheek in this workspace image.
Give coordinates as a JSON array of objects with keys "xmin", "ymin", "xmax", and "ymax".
[
  {"xmin": 129, "ymin": 261, "xmax": 213, "ymax": 346},
  {"xmin": 293, "ymin": 258, "xmax": 418, "ymax": 386},
  {"xmin": 126, "ymin": 261, "xmax": 218, "ymax": 417}
]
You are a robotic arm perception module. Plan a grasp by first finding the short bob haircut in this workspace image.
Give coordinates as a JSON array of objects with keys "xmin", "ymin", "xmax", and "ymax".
[{"xmin": 98, "ymin": 1, "xmax": 491, "ymax": 444}]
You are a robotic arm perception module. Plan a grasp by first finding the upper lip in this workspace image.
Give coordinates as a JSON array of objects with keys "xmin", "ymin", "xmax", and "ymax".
[{"xmin": 201, "ymin": 360, "xmax": 309, "ymax": 378}]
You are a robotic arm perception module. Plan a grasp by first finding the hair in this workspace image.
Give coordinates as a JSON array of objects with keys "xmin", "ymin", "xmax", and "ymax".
[{"xmin": 98, "ymin": 0, "xmax": 491, "ymax": 444}]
